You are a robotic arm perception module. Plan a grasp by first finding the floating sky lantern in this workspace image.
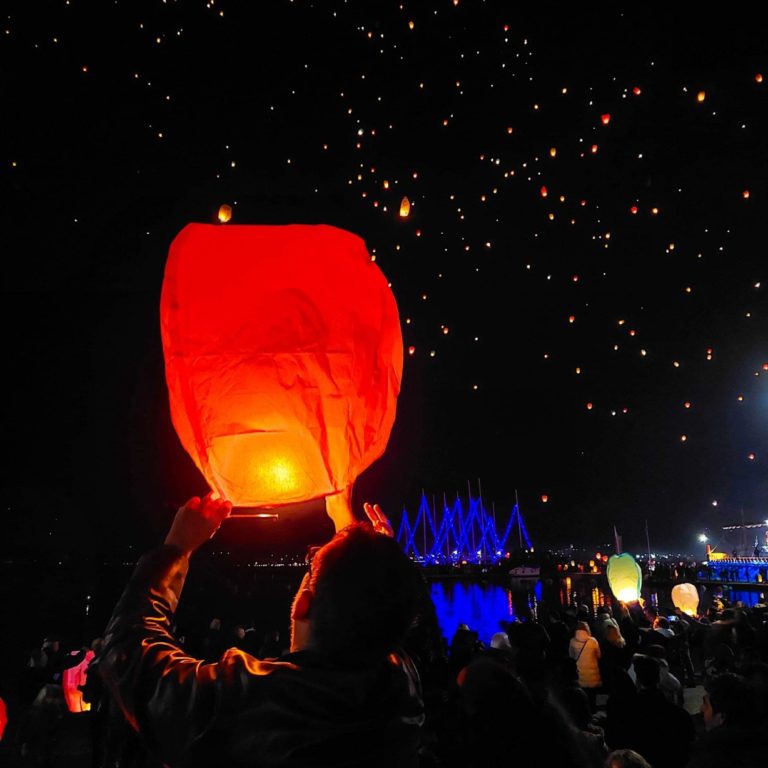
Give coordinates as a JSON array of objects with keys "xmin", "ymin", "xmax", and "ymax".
[
  {"xmin": 671, "ymin": 583, "xmax": 699, "ymax": 616},
  {"xmin": 62, "ymin": 650, "xmax": 95, "ymax": 713},
  {"xmin": 399, "ymin": 196, "xmax": 411, "ymax": 218},
  {"xmin": 607, "ymin": 553, "xmax": 642, "ymax": 602},
  {"xmin": 217, "ymin": 204, "xmax": 232, "ymax": 223},
  {"xmin": 161, "ymin": 223, "xmax": 403, "ymax": 508}
]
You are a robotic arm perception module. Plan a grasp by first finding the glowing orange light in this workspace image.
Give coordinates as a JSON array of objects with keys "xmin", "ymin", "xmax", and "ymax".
[
  {"xmin": 399, "ymin": 196, "xmax": 411, "ymax": 218},
  {"xmin": 549, "ymin": 147, "xmax": 557, "ymax": 157},
  {"xmin": 63, "ymin": 650, "xmax": 95, "ymax": 713},
  {"xmin": 756, "ymin": 73, "xmax": 764, "ymax": 83},
  {"xmin": 586, "ymin": 402, "xmax": 593, "ymax": 410},
  {"xmin": 748, "ymin": 452, "xmax": 756, "ymax": 461},
  {"xmin": 541, "ymin": 494, "xmax": 549, "ymax": 503},
  {"xmin": 161, "ymin": 224, "xmax": 402, "ymax": 508},
  {"xmin": 601, "ymin": 113, "xmax": 611, "ymax": 125},
  {"xmin": 633, "ymin": 86, "xmax": 642, "ymax": 95},
  {"xmin": 408, "ymin": 20, "xmax": 415, "ymax": 30},
  {"xmin": 591, "ymin": 144, "xmax": 598, "ymax": 153},
  {"xmin": 696, "ymin": 90, "xmax": 706, "ymax": 102},
  {"xmin": 217, "ymin": 204, "xmax": 232, "ymax": 223},
  {"xmin": 540, "ymin": 185, "xmax": 548, "ymax": 197},
  {"xmin": 743, "ymin": 190, "xmax": 751, "ymax": 199},
  {"xmin": 408, "ymin": 345, "xmax": 416, "ymax": 355},
  {"xmin": 507, "ymin": 126, "xmax": 514, "ymax": 134},
  {"xmin": 684, "ymin": 401, "xmax": 691, "ymax": 409},
  {"xmin": 630, "ymin": 205, "xmax": 638, "ymax": 214},
  {"xmin": 568, "ymin": 315, "xmax": 575, "ymax": 323}
]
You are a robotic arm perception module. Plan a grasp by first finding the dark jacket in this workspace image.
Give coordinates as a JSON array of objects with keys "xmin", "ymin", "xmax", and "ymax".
[{"xmin": 99, "ymin": 546, "xmax": 423, "ymax": 768}]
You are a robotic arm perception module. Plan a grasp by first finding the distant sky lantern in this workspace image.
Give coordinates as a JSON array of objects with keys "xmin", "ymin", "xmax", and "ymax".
[
  {"xmin": 633, "ymin": 86, "xmax": 642, "ymax": 95},
  {"xmin": 671, "ymin": 583, "xmax": 699, "ymax": 616},
  {"xmin": 62, "ymin": 650, "xmax": 95, "ymax": 713},
  {"xmin": 607, "ymin": 553, "xmax": 642, "ymax": 602},
  {"xmin": 756, "ymin": 73, "xmax": 764, "ymax": 83},
  {"xmin": 743, "ymin": 190, "xmax": 750, "ymax": 199},
  {"xmin": 540, "ymin": 185, "xmax": 548, "ymax": 198},
  {"xmin": 601, "ymin": 113, "xmax": 611, "ymax": 125},
  {"xmin": 696, "ymin": 90, "xmax": 706, "ymax": 102},
  {"xmin": 630, "ymin": 205, "xmax": 638, "ymax": 214},
  {"xmin": 217, "ymin": 204, "xmax": 232, "ymax": 223},
  {"xmin": 161, "ymin": 224, "xmax": 403, "ymax": 508},
  {"xmin": 399, "ymin": 196, "xmax": 411, "ymax": 218},
  {"xmin": 541, "ymin": 494, "xmax": 549, "ymax": 503}
]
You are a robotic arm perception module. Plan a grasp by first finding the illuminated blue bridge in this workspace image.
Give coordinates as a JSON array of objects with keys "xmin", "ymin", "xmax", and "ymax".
[{"xmin": 395, "ymin": 491, "xmax": 533, "ymax": 565}]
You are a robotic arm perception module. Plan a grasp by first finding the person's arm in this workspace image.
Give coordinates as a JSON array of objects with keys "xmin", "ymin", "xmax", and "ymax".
[{"xmin": 98, "ymin": 495, "xmax": 257, "ymax": 764}]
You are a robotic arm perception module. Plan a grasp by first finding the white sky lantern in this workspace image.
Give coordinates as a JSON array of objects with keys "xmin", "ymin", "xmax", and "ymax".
[
  {"xmin": 607, "ymin": 553, "xmax": 642, "ymax": 602},
  {"xmin": 671, "ymin": 583, "xmax": 699, "ymax": 616}
]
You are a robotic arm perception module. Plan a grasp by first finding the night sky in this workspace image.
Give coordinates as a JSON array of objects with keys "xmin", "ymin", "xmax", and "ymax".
[{"xmin": 3, "ymin": 2, "xmax": 768, "ymax": 556}]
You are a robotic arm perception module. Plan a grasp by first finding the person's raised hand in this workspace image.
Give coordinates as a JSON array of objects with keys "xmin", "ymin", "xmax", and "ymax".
[
  {"xmin": 363, "ymin": 502, "xmax": 394, "ymax": 538},
  {"xmin": 164, "ymin": 493, "xmax": 232, "ymax": 557}
]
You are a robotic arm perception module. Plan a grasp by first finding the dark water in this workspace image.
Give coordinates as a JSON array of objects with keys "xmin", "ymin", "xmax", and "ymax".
[{"xmin": 429, "ymin": 576, "xmax": 766, "ymax": 645}]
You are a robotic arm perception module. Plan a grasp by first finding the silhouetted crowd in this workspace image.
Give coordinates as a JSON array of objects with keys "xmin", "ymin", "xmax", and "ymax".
[{"xmin": 3, "ymin": 583, "xmax": 767, "ymax": 767}]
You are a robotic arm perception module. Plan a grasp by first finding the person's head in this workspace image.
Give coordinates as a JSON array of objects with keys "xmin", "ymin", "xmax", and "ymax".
[
  {"xmin": 605, "ymin": 749, "xmax": 652, "ymax": 768},
  {"xmin": 291, "ymin": 523, "xmax": 421, "ymax": 668},
  {"xmin": 232, "ymin": 625, "xmax": 246, "ymax": 640},
  {"xmin": 702, "ymin": 673, "xmax": 751, "ymax": 730},
  {"xmin": 490, "ymin": 632, "xmax": 511, "ymax": 650},
  {"xmin": 654, "ymin": 616, "xmax": 669, "ymax": 630},
  {"xmin": 43, "ymin": 637, "xmax": 59, "ymax": 654},
  {"xmin": 645, "ymin": 644, "xmax": 667, "ymax": 664},
  {"xmin": 633, "ymin": 654, "xmax": 660, "ymax": 690},
  {"xmin": 575, "ymin": 621, "xmax": 591, "ymax": 636}
]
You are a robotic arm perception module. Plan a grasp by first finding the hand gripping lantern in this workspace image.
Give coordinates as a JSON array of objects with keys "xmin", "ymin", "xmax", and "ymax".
[{"xmin": 161, "ymin": 224, "xmax": 403, "ymax": 508}]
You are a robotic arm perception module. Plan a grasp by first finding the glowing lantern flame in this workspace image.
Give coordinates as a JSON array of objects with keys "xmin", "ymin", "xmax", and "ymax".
[
  {"xmin": 217, "ymin": 204, "xmax": 233, "ymax": 223},
  {"xmin": 607, "ymin": 553, "xmax": 642, "ymax": 603},
  {"xmin": 601, "ymin": 113, "xmax": 611, "ymax": 125},
  {"xmin": 399, "ymin": 196, "xmax": 411, "ymax": 218},
  {"xmin": 671, "ymin": 583, "xmax": 699, "ymax": 616},
  {"xmin": 62, "ymin": 650, "xmax": 95, "ymax": 713},
  {"xmin": 696, "ymin": 90, "xmax": 706, "ymax": 102},
  {"xmin": 161, "ymin": 224, "xmax": 403, "ymax": 508}
]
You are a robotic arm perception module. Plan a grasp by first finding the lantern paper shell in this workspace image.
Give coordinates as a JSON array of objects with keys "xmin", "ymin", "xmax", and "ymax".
[
  {"xmin": 607, "ymin": 553, "xmax": 642, "ymax": 603},
  {"xmin": 62, "ymin": 650, "xmax": 95, "ymax": 713},
  {"xmin": 671, "ymin": 583, "xmax": 699, "ymax": 616},
  {"xmin": 161, "ymin": 223, "xmax": 403, "ymax": 508}
]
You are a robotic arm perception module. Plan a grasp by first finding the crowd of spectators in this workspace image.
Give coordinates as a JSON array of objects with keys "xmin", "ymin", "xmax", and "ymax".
[{"xmin": 2, "ymin": 571, "xmax": 766, "ymax": 766}]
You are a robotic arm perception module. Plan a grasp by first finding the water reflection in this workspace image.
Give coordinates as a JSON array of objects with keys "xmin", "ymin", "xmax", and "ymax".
[{"xmin": 429, "ymin": 577, "xmax": 765, "ymax": 645}]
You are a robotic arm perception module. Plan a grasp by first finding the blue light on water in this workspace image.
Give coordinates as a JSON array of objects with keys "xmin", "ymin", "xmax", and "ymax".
[{"xmin": 430, "ymin": 581, "xmax": 516, "ymax": 645}]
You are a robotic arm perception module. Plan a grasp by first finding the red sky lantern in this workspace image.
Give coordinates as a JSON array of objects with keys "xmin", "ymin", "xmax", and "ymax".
[
  {"xmin": 600, "ymin": 113, "xmax": 611, "ymax": 125},
  {"xmin": 161, "ymin": 224, "xmax": 403, "ymax": 508},
  {"xmin": 62, "ymin": 650, "xmax": 95, "ymax": 713}
]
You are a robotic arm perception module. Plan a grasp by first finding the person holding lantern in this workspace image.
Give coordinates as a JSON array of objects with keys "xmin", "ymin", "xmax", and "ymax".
[{"xmin": 98, "ymin": 489, "xmax": 425, "ymax": 768}]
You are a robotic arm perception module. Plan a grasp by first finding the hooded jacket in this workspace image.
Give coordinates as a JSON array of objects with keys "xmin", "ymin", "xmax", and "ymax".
[{"xmin": 99, "ymin": 546, "xmax": 423, "ymax": 767}]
